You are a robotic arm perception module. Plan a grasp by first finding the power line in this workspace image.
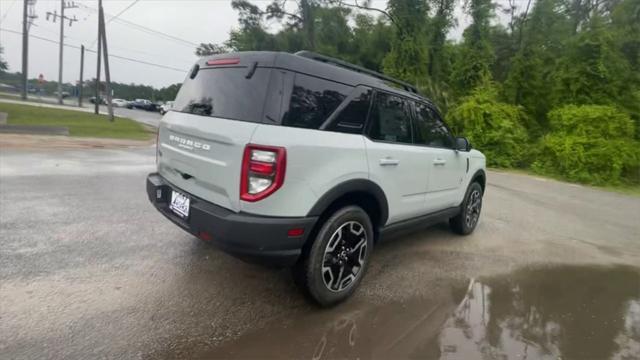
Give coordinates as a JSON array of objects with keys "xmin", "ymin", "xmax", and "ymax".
[
  {"xmin": 107, "ymin": 53, "xmax": 187, "ymax": 73},
  {"xmin": 109, "ymin": 0, "xmax": 140, "ymax": 23},
  {"xmin": 78, "ymin": 4, "xmax": 198, "ymax": 48},
  {"xmin": 30, "ymin": 24, "xmax": 194, "ymax": 65},
  {"xmin": 0, "ymin": 27, "xmax": 188, "ymax": 73},
  {"xmin": 88, "ymin": 0, "xmax": 140, "ymax": 48},
  {"xmin": 0, "ymin": 0, "xmax": 17, "ymax": 24}
]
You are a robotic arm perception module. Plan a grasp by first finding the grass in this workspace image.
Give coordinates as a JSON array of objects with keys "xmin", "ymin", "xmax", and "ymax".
[
  {"xmin": 0, "ymin": 102, "xmax": 153, "ymax": 140},
  {"xmin": 490, "ymin": 167, "xmax": 640, "ymax": 196}
]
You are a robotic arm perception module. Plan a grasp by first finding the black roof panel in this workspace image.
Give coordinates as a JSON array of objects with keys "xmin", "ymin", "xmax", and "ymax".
[{"xmin": 197, "ymin": 51, "xmax": 435, "ymax": 106}]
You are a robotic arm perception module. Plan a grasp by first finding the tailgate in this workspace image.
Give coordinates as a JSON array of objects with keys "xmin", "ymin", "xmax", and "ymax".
[{"xmin": 157, "ymin": 111, "xmax": 258, "ymax": 212}]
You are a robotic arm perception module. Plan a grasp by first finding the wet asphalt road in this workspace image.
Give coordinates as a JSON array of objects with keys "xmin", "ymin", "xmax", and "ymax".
[
  {"xmin": 1, "ymin": 147, "xmax": 639, "ymax": 360},
  {"xmin": 92, "ymin": 106, "xmax": 163, "ymax": 128}
]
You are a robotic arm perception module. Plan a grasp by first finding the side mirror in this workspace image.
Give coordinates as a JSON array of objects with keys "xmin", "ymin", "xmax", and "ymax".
[{"xmin": 455, "ymin": 137, "xmax": 471, "ymax": 152}]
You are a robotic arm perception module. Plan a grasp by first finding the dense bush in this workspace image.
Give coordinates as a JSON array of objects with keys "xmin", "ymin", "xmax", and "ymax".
[
  {"xmin": 532, "ymin": 105, "xmax": 640, "ymax": 185},
  {"xmin": 447, "ymin": 86, "xmax": 529, "ymax": 168}
]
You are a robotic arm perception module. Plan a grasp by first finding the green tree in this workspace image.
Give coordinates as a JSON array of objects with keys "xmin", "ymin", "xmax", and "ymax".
[
  {"xmin": 551, "ymin": 15, "xmax": 639, "ymax": 121},
  {"xmin": 349, "ymin": 14, "xmax": 393, "ymax": 72},
  {"xmin": 533, "ymin": 105, "xmax": 640, "ymax": 185},
  {"xmin": 224, "ymin": 0, "xmax": 279, "ymax": 51},
  {"xmin": 451, "ymin": 0, "xmax": 496, "ymax": 94},
  {"xmin": 313, "ymin": 6, "xmax": 353, "ymax": 58},
  {"xmin": 382, "ymin": 0, "xmax": 429, "ymax": 82},
  {"xmin": 195, "ymin": 43, "xmax": 229, "ymax": 56},
  {"xmin": 447, "ymin": 84, "xmax": 530, "ymax": 167},
  {"xmin": 426, "ymin": 0, "xmax": 456, "ymax": 82},
  {"xmin": 503, "ymin": 0, "xmax": 569, "ymax": 131}
]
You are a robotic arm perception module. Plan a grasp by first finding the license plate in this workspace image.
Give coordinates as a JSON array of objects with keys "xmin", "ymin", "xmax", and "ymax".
[{"xmin": 169, "ymin": 190, "xmax": 190, "ymax": 218}]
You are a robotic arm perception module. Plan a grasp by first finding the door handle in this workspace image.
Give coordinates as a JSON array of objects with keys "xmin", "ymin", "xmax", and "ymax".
[
  {"xmin": 433, "ymin": 158, "xmax": 446, "ymax": 166},
  {"xmin": 379, "ymin": 158, "xmax": 400, "ymax": 166}
]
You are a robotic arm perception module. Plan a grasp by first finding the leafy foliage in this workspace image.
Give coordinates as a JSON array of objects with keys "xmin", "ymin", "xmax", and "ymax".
[
  {"xmin": 532, "ymin": 105, "xmax": 640, "ymax": 185},
  {"xmin": 451, "ymin": 0, "xmax": 496, "ymax": 94},
  {"xmin": 447, "ymin": 85, "xmax": 529, "ymax": 167},
  {"xmin": 382, "ymin": 0, "xmax": 428, "ymax": 82}
]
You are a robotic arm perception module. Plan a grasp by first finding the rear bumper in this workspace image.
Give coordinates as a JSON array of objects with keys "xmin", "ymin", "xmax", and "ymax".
[{"xmin": 146, "ymin": 173, "xmax": 317, "ymax": 267}]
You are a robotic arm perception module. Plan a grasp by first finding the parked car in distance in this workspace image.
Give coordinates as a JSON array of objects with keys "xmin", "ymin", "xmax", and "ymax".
[
  {"xmin": 159, "ymin": 101, "xmax": 174, "ymax": 115},
  {"xmin": 54, "ymin": 91, "xmax": 71, "ymax": 98},
  {"xmin": 129, "ymin": 99, "xmax": 158, "ymax": 111},
  {"xmin": 89, "ymin": 96, "xmax": 106, "ymax": 104},
  {"xmin": 146, "ymin": 51, "xmax": 487, "ymax": 307},
  {"xmin": 111, "ymin": 98, "xmax": 129, "ymax": 108}
]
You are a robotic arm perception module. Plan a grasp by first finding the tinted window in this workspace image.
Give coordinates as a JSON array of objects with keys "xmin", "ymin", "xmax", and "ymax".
[
  {"xmin": 173, "ymin": 67, "xmax": 271, "ymax": 123},
  {"xmin": 325, "ymin": 88, "xmax": 372, "ymax": 134},
  {"xmin": 413, "ymin": 102, "xmax": 453, "ymax": 148},
  {"xmin": 282, "ymin": 73, "xmax": 350, "ymax": 129},
  {"xmin": 368, "ymin": 92, "xmax": 413, "ymax": 144}
]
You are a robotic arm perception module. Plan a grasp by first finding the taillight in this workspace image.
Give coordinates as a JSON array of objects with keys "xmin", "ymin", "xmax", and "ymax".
[{"xmin": 240, "ymin": 144, "xmax": 286, "ymax": 202}]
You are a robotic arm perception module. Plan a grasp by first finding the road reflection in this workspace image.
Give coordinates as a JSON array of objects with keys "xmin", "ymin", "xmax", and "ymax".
[
  {"xmin": 201, "ymin": 265, "xmax": 640, "ymax": 359},
  {"xmin": 439, "ymin": 266, "xmax": 640, "ymax": 360}
]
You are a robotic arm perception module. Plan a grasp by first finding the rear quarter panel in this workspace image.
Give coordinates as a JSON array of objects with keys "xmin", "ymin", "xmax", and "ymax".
[{"xmin": 243, "ymin": 124, "xmax": 369, "ymax": 217}]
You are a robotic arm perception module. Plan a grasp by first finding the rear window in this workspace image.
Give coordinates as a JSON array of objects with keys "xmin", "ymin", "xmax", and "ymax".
[
  {"xmin": 282, "ymin": 73, "xmax": 351, "ymax": 129},
  {"xmin": 173, "ymin": 67, "xmax": 272, "ymax": 123}
]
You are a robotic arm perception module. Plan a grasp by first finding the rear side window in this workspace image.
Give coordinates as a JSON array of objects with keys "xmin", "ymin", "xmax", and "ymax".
[
  {"xmin": 368, "ymin": 92, "xmax": 413, "ymax": 144},
  {"xmin": 325, "ymin": 88, "xmax": 372, "ymax": 134},
  {"xmin": 173, "ymin": 67, "xmax": 271, "ymax": 123},
  {"xmin": 282, "ymin": 73, "xmax": 351, "ymax": 129},
  {"xmin": 413, "ymin": 102, "xmax": 453, "ymax": 148}
]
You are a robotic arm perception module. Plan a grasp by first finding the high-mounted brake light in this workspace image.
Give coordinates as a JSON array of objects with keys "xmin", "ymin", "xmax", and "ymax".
[
  {"xmin": 240, "ymin": 144, "xmax": 286, "ymax": 202},
  {"xmin": 206, "ymin": 58, "xmax": 240, "ymax": 66}
]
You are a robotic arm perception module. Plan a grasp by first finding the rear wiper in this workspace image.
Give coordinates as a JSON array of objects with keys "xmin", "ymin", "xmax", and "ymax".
[{"xmin": 245, "ymin": 61, "xmax": 258, "ymax": 79}]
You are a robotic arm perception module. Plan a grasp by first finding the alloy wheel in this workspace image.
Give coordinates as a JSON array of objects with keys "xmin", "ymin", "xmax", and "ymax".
[
  {"xmin": 465, "ymin": 189, "xmax": 482, "ymax": 228},
  {"xmin": 321, "ymin": 221, "xmax": 368, "ymax": 292}
]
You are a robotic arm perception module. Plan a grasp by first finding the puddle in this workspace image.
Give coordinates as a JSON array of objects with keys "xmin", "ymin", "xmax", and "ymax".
[
  {"xmin": 439, "ymin": 266, "xmax": 640, "ymax": 360},
  {"xmin": 200, "ymin": 265, "xmax": 640, "ymax": 359}
]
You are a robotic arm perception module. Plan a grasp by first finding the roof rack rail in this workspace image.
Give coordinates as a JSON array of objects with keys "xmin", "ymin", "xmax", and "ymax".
[{"xmin": 295, "ymin": 50, "xmax": 418, "ymax": 94}]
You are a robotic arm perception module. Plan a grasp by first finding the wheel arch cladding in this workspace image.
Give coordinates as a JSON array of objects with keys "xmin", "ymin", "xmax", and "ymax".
[
  {"xmin": 307, "ymin": 179, "xmax": 389, "ymax": 232},
  {"xmin": 472, "ymin": 169, "xmax": 486, "ymax": 191}
]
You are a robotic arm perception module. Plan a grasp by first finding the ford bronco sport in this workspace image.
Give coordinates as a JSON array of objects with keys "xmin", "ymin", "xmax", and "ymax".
[{"xmin": 146, "ymin": 51, "xmax": 486, "ymax": 306}]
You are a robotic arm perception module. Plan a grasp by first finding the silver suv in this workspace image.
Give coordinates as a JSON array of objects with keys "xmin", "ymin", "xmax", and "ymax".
[{"xmin": 146, "ymin": 51, "xmax": 486, "ymax": 306}]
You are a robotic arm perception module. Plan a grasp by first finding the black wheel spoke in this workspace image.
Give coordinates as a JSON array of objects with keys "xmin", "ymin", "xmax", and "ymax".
[{"xmin": 321, "ymin": 221, "xmax": 367, "ymax": 292}]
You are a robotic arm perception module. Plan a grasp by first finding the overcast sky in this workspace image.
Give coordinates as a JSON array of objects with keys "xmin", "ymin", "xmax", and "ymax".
[{"xmin": 0, "ymin": 0, "xmax": 495, "ymax": 89}]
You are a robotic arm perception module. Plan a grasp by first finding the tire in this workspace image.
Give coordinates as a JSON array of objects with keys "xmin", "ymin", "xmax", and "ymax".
[
  {"xmin": 450, "ymin": 182, "xmax": 483, "ymax": 235},
  {"xmin": 293, "ymin": 206, "xmax": 374, "ymax": 307}
]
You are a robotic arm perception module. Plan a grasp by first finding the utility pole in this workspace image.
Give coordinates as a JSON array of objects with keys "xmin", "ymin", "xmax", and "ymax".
[
  {"xmin": 57, "ymin": 0, "xmax": 64, "ymax": 104},
  {"xmin": 47, "ymin": 1, "xmax": 78, "ymax": 105},
  {"xmin": 21, "ymin": 1, "xmax": 38, "ymax": 100},
  {"xmin": 98, "ymin": 3, "xmax": 114, "ymax": 121},
  {"xmin": 94, "ymin": 1, "xmax": 102, "ymax": 115},
  {"xmin": 78, "ymin": 45, "xmax": 84, "ymax": 107},
  {"xmin": 21, "ymin": 0, "xmax": 28, "ymax": 100}
]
